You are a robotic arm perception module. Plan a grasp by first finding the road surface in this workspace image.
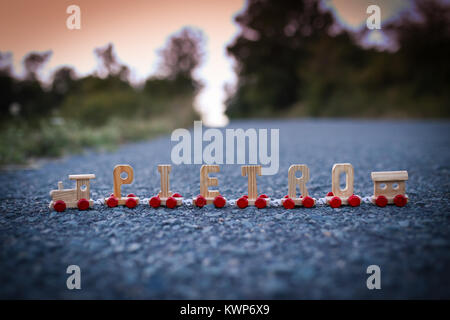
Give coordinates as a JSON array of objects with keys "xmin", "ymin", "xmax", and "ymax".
[{"xmin": 0, "ymin": 119, "xmax": 449, "ymax": 299}]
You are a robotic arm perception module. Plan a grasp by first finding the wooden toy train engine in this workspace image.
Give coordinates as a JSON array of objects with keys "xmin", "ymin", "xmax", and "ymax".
[{"xmin": 49, "ymin": 174, "xmax": 96, "ymax": 212}]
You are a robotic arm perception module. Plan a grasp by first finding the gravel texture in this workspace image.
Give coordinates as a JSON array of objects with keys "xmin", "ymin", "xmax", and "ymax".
[{"xmin": 0, "ymin": 119, "xmax": 449, "ymax": 299}]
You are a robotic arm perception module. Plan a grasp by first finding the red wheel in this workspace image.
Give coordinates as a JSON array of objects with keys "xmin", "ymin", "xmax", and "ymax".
[
  {"xmin": 166, "ymin": 196, "xmax": 177, "ymax": 209},
  {"xmin": 255, "ymin": 197, "xmax": 267, "ymax": 209},
  {"xmin": 213, "ymin": 195, "xmax": 226, "ymax": 208},
  {"xmin": 53, "ymin": 200, "xmax": 66, "ymax": 212},
  {"xmin": 329, "ymin": 196, "xmax": 341, "ymax": 208},
  {"xmin": 394, "ymin": 194, "xmax": 407, "ymax": 207},
  {"xmin": 302, "ymin": 196, "xmax": 315, "ymax": 208},
  {"xmin": 195, "ymin": 195, "xmax": 207, "ymax": 208},
  {"xmin": 149, "ymin": 196, "xmax": 161, "ymax": 208},
  {"xmin": 258, "ymin": 194, "xmax": 268, "ymax": 199},
  {"xmin": 283, "ymin": 198, "xmax": 295, "ymax": 209},
  {"xmin": 348, "ymin": 195, "xmax": 360, "ymax": 207},
  {"xmin": 125, "ymin": 198, "xmax": 137, "ymax": 209},
  {"xmin": 327, "ymin": 192, "xmax": 334, "ymax": 197},
  {"xmin": 237, "ymin": 197, "xmax": 248, "ymax": 209},
  {"xmin": 77, "ymin": 198, "xmax": 90, "ymax": 210},
  {"xmin": 127, "ymin": 193, "xmax": 136, "ymax": 198},
  {"xmin": 172, "ymin": 193, "xmax": 182, "ymax": 198},
  {"xmin": 106, "ymin": 196, "xmax": 118, "ymax": 208},
  {"xmin": 375, "ymin": 195, "xmax": 388, "ymax": 207}
]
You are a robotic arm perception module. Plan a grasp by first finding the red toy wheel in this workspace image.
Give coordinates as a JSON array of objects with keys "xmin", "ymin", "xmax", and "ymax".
[
  {"xmin": 125, "ymin": 198, "xmax": 137, "ymax": 209},
  {"xmin": 106, "ymin": 196, "xmax": 118, "ymax": 208},
  {"xmin": 258, "ymin": 194, "xmax": 268, "ymax": 199},
  {"xmin": 255, "ymin": 197, "xmax": 267, "ymax": 209},
  {"xmin": 327, "ymin": 192, "xmax": 334, "ymax": 197},
  {"xmin": 127, "ymin": 193, "xmax": 136, "ymax": 198},
  {"xmin": 166, "ymin": 196, "xmax": 177, "ymax": 209},
  {"xmin": 77, "ymin": 198, "xmax": 90, "ymax": 210},
  {"xmin": 213, "ymin": 195, "xmax": 226, "ymax": 208},
  {"xmin": 237, "ymin": 197, "xmax": 248, "ymax": 209},
  {"xmin": 375, "ymin": 195, "xmax": 388, "ymax": 207},
  {"xmin": 348, "ymin": 195, "xmax": 360, "ymax": 207},
  {"xmin": 283, "ymin": 198, "xmax": 295, "ymax": 209},
  {"xmin": 394, "ymin": 194, "xmax": 407, "ymax": 207},
  {"xmin": 329, "ymin": 196, "xmax": 341, "ymax": 208},
  {"xmin": 302, "ymin": 196, "xmax": 314, "ymax": 208},
  {"xmin": 172, "ymin": 193, "xmax": 182, "ymax": 198},
  {"xmin": 53, "ymin": 200, "xmax": 66, "ymax": 212},
  {"xmin": 195, "ymin": 195, "xmax": 207, "ymax": 208},
  {"xmin": 149, "ymin": 196, "xmax": 161, "ymax": 208}
]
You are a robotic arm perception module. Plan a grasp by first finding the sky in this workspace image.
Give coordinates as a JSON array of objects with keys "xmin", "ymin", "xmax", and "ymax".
[{"xmin": 0, "ymin": 0, "xmax": 411, "ymax": 126}]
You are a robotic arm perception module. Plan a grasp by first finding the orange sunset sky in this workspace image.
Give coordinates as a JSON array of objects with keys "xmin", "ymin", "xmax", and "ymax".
[{"xmin": 0, "ymin": 0, "xmax": 409, "ymax": 126}]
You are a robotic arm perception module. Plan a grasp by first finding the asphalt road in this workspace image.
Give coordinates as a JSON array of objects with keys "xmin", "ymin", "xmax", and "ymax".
[{"xmin": 1, "ymin": 119, "xmax": 449, "ymax": 299}]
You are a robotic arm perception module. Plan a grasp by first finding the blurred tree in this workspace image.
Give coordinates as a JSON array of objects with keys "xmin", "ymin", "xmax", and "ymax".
[
  {"xmin": 94, "ymin": 43, "xmax": 130, "ymax": 81},
  {"xmin": 157, "ymin": 27, "xmax": 204, "ymax": 91},
  {"xmin": 0, "ymin": 52, "xmax": 15, "ymax": 123},
  {"xmin": 226, "ymin": 0, "xmax": 450, "ymax": 118},
  {"xmin": 52, "ymin": 66, "xmax": 77, "ymax": 95},
  {"xmin": 383, "ymin": 0, "xmax": 450, "ymax": 116},
  {"xmin": 226, "ymin": 0, "xmax": 333, "ymax": 117},
  {"xmin": 50, "ymin": 66, "xmax": 78, "ymax": 110},
  {"xmin": 5, "ymin": 51, "xmax": 53, "ymax": 120},
  {"xmin": 23, "ymin": 51, "xmax": 52, "ymax": 81}
]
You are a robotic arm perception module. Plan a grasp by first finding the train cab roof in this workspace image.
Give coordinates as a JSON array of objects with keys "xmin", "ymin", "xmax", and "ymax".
[
  {"xmin": 371, "ymin": 171, "xmax": 408, "ymax": 182},
  {"xmin": 69, "ymin": 174, "xmax": 96, "ymax": 180}
]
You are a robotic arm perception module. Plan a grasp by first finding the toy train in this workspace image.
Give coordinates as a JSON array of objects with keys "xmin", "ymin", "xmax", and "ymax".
[
  {"xmin": 49, "ymin": 174, "xmax": 96, "ymax": 211},
  {"xmin": 49, "ymin": 163, "xmax": 408, "ymax": 212}
]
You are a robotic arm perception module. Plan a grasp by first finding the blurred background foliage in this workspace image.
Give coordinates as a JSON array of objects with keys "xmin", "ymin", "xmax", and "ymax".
[
  {"xmin": 0, "ymin": 28, "xmax": 203, "ymax": 165},
  {"xmin": 226, "ymin": 0, "xmax": 450, "ymax": 118},
  {"xmin": 1, "ymin": 0, "xmax": 449, "ymax": 166}
]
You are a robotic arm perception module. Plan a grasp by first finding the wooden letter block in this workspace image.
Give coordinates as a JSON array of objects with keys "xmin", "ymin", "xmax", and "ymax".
[
  {"xmin": 242, "ymin": 165, "xmax": 261, "ymax": 200},
  {"xmin": 158, "ymin": 164, "xmax": 172, "ymax": 198},
  {"xmin": 332, "ymin": 163, "xmax": 354, "ymax": 198},
  {"xmin": 193, "ymin": 165, "xmax": 227, "ymax": 208},
  {"xmin": 281, "ymin": 165, "xmax": 316, "ymax": 208},
  {"xmin": 104, "ymin": 165, "xmax": 139, "ymax": 208},
  {"xmin": 288, "ymin": 164, "xmax": 309, "ymax": 198},
  {"xmin": 236, "ymin": 165, "xmax": 270, "ymax": 209},
  {"xmin": 113, "ymin": 165, "xmax": 134, "ymax": 198},
  {"xmin": 148, "ymin": 164, "xmax": 183, "ymax": 208},
  {"xmin": 326, "ymin": 163, "xmax": 361, "ymax": 208},
  {"xmin": 200, "ymin": 165, "xmax": 220, "ymax": 198}
]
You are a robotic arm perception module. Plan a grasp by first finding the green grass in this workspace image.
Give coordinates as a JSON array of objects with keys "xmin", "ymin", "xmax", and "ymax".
[{"xmin": 0, "ymin": 116, "xmax": 185, "ymax": 167}]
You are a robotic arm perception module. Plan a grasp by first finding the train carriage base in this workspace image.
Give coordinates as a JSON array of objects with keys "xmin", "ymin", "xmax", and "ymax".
[
  {"xmin": 281, "ymin": 195, "xmax": 316, "ymax": 209},
  {"xmin": 193, "ymin": 195, "xmax": 227, "ymax": 208},
  {"xmin": 105, "ymin": 194, "xmax": 140, "ymax": 208},
  {"xmin": 371, "ymin": 194, "xmax": 409, "ymax": 207},
  {"xmin": 325, "ymin": 193, "xmax": 362, "ymax": 208}
]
